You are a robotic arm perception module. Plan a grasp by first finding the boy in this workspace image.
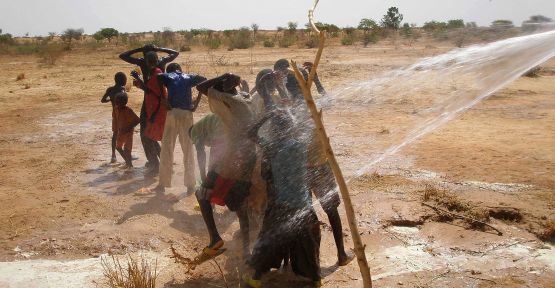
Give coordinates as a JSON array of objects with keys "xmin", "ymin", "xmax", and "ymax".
[
  {"xmin": 189, "ymin": 113, "xmax": 226, "ymax": 186},
  {"xmin": 273, "ymin": 59, "xmax": 352, "ymax": 266},
  {"xmin": 101, "ymin": 72, "xmax": 127, "ymax": 163},
  {"xmin": 195, "ymin": 73, "xmax": 256, "ymax": 259},
  {"xmin": 245, "ymin": 109, "xmax": 321, "ymax": 288},
  {"xmin": 154, "ymin": 63, "xmax": 207, "ymax": 196},
  {"xmin": 114, "ymin": 92, "xmax": 140, "ymax": 168},
  {"xmin": 119, "ymin": 44, "xmax": 179, "ymax": 172}
]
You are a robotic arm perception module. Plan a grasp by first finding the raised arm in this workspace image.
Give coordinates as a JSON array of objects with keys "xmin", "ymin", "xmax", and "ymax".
[
  {"xmin": 196, "ymin": 74, "xmax": 231, "ymax": 96},
  {"xmin": 119, "ymin": 47, "xmax": 146, "ymax": 66},
  {"xmin": 157, "ymin": 47, "xmax": 179, "ymax": 66}
]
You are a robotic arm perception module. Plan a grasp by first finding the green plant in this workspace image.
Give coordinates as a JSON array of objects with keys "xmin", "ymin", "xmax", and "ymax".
[
  {"xmin": 380, "ymin": 7, "xmax": 403, "ymax": 29},
  {"xmin": 229, "ymin": 27, "xmax": 253, "ymax": 49},
  {"xmin": 263, "ymin": 39, "xmax": 275, "ymax": 47},
  {"xmin": 341, "ymin": 34, "xmax": 355, "ymax": 45},
  {"xmin": 61, "ymin": 28, "xmax": 84, "ymax": 49},
  {"xmin": 97, "ymin": 28, "xmax": 119, "ymax": 42}
]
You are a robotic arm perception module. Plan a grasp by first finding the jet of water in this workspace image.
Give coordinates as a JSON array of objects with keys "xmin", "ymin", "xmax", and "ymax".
[{"xmin": 325, "ymin": 30, "xmax": 555, "ymax": 179}]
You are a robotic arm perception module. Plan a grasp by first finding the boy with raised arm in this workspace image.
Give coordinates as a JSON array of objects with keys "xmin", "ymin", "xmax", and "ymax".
[{"xmin": 119, "ymin": 45, "xmax": 178, "ymax": 172}]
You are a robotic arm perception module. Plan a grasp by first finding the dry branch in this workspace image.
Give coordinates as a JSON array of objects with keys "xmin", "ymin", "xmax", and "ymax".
[{"xmin": 422, "ymin": 202, "xmax": 503, "ymax": 236}]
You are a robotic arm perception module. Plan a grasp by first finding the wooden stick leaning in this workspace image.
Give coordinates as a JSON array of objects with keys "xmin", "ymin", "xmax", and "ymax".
[{"xmin": 289, "ymin": 2, "xmax": 372, "ymax": 287}]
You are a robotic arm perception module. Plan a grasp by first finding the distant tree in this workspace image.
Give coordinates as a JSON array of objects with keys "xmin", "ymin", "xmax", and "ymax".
[
  {"xmin": 447, "ymin": 19, "xmax": 465, "ymax": 29},
  {"xmin": 61, "ymin": 28, "xmax": 84, "ymax": 49},
  {"xmin": 97, "ymin": 28, "xmax": 119, "ymax": 42},
  {"xmin": 93, "ymin": 32, "xmax": 104, "ymax": 42},
  {"xmin": 491, "ymin": 20, "xmax": 514, "ymax": 28},
  {"xmin": 287, "ymin": 21, "xmax": 298, "ymax": 33},
  {"xmin": 251, "ymin": 23, "xmax": 259, "ymax": 39},
  {"xmin": 423, "ymin": 21, "xmax": 447, "ymax": 31},
  {"xmin": 525, "ymin": 15, "xmax": 553, "ymax": 23},
  {"xmin": 465, "ymin": 22, "xmax": 477, "ymax": 28},
  {"xmin": 358, "ymin": 18, "xmax": 378, "ymax": 32},
  {"xmin": 229, "ymin": 27, "xmax": 253, "ymax": 49},
  {"xmin": 381, "ymin": 7, "xmax": 403, "ymax": 29},
  {"xmin": 161, "ymin": 27, "xmax": 175, "ymax": 46},
  {"xmin": 0, "ymin": 30, "xmax": 13, "ymax": 45}
]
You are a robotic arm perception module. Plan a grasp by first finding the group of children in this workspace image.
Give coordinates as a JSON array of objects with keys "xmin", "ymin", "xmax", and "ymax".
[{"xmin": 101, "ymin": 44, "xmax": 352, "ymax": 287}]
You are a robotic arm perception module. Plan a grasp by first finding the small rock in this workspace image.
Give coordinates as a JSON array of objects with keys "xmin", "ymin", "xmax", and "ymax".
[{"xmin": 397, "ymin": 281, "xmax": 403, "ymax": 285}]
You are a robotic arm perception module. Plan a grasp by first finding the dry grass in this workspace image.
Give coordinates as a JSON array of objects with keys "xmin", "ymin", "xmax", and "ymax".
[
  {"xmin": 101, "ymin": 255, "xmax": 158, "ymax": 288},
  {"xmin": 422, "ymin": 185, "xmax": 489, "ymax": 223}
]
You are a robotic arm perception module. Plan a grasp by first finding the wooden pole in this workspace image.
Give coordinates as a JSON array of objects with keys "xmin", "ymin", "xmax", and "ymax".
[{"xmin": 289, "ymin": 2, "xmax": 373, "ymax": 287}]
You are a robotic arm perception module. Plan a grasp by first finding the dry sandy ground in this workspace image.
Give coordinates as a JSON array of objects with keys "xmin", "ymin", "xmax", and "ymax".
[{"xmin": 0, "ymin": 38, "xmax": 553, "ymax": 288}]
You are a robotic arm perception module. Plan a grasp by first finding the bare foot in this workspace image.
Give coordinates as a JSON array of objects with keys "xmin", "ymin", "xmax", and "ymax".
[{"xmin": 337, "ymin": 251, "xmax": 355, "ymax": 266}]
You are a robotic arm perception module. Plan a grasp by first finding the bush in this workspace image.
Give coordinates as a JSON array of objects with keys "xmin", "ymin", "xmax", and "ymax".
[
  {"xmin": 362, "ymin": 32, "xmax": 378, "ymax": 46},
  {"xmin": 203, "ymin": 37, "xmax": 221, "ymax": 49},
  {"xmin": 229, "ymin": 27, "xmax": 253, "ymax": 49},
  {"xmin": 447, "ymin": 19, "xmax": 465, "ymax": 29},
  {"xmin": 341, "ymin": 35, "xmax": 355, "ymax": 45},
  {"xmin": 39, "ymin": 44, "xmax": 65, "ymax": 65},
  {"xmin": 278, "ymin": 35, "xmax": 296, "ymax": 48},
  {"xmin": 304, "ymin": 35, "xmax": 319, "ymax": 48},
  {"xmin": 263, "ymin": 40, "xmax": 275, "ymax": 47},
  {"xmin": 180, "ymin": 45, "xmax": 191, "ymax": 52}
]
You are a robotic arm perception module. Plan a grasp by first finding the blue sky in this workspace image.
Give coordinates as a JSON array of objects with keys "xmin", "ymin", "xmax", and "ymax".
[{"xmin": 1, "ymin": 0, "xmax": 554, "ymax": 36}]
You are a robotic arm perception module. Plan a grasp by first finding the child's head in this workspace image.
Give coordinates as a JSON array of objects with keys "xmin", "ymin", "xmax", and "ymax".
[
  {"xmin": 114, "ymin": 72, "xmax": 127, "ymax": 87},
  {"xmin": 115, "ymin": 92, "xmax": 128, "ymax": 108},
  {"xmin": 145, "ymin": 51, "xmax": 159, "ymax": 69},
  {"xmin": 166, "ymin": 63, "xmax": 182, "ymax": 73},
  {"xmin": 273, "ymin": 59, "xmax": 291, "ymax": 80}
]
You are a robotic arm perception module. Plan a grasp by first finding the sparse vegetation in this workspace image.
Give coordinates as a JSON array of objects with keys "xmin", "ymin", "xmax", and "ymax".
[
  {"xmin": 101, "ymin": 255, "xmax": 158, "ymax": 288},
  {"xmin": 61, "ymin": 28, "xmax": 84, "ymax": 50}
]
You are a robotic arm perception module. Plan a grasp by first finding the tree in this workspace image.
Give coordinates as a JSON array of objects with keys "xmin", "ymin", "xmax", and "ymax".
[
  {"xmin": 525, "ymin": 15, "xmax": 553, "ymax": 23},
  {"xmin": 447, "ymin": 19, "xmax": 465, "ymax": 29},
  {"xmin": 98, "ymin": 28, "xmax": 119, "ymax": 42},
  {"xmin": 61, "ymin": 28, "xmax": 84, "ymax": 49},
  {"xmin": 93, "ymin": 32, "xmax": 104, "ymax": 42},
  {"xmin": 381, "ymin": 7, "xmax": 403, "ymax": 29},
  {"xmin": 491, "ymin": 20, "xmax": 514, "ymax": 28},
  {"xmin": 287, "ymin": 21, "xmax": 298, "ymax": 34},
  {"xmin": 358, "ymin": 18, "xmax": 378, "ymax": 31},
  {"xmin": 251, "ymin": 23, "xmax": 259, "ymax": 40}
]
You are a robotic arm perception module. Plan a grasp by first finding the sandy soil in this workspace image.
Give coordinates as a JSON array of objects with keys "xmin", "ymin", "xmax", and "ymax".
[{"xmin": 0, "ymin": 38, "xmax": 553, "ymax": 287}]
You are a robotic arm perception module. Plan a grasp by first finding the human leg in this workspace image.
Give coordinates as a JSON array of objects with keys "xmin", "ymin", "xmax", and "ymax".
[
  {"xmin": 236, "ymin": 201, "xmax": 250, "ymax": 258},
  {"xmin": 196, "ymin": 186, "xmax": 223, "ymax": 248},
  {"xmin": 111, "ymin": 131, "xmax": 117, "ymax": 162},
  {"xmin": 177, "ymin": 110, "xmax": 195, "ymax": 191},
  {"xmin": 158, "ymin": 110, "xmax": 178, "ymax": 189}
]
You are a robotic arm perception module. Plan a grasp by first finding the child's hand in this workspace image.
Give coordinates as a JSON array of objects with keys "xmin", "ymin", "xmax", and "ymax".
[{"xmin": 130, "ymin": 70, "xmax": 140, "ymax": 79}]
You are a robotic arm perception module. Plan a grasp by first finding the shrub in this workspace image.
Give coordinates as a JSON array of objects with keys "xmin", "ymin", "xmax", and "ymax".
[
  {"xmin": 263, "ymin": 40, "xmax": 275, "ymax": 47},
  {"xmin": 61, "ymin": 28, "xmax": 84, "ymax": 49},
  {"xmin": 39, "ymin": 44, "xmax": 65, "ymax": 65},
  {"xmin": 180, "ymin": 45, "xmax": 191, "ymax": 52},
  {"xmin": 229, "ymin": 27, "xmax": 253, "ymax": 49},
  {"xmin": 304, "ymin": 35, "xmax": 319, "ymax": 48},
  {"xmin": 341, "ymin": 35, "xmax": 355, "ymax": 45},
  {"xmin": 203, "ymin": 37, "xmax": 221, "ymax": 49},
  {"xmin": 278, "ymin": 35, "xmax": 296, "ymax": 48},
  {"xmin": 447, "ymin": 19, "xmax": 465, "ymax": 29}
]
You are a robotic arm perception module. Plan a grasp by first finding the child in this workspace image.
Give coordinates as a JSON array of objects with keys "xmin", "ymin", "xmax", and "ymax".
[
  {"xmin": 245, "ymin": 109, "xmax": 322, "ymax": 288},
  {"xmin": 154, "ymin": 63, "xmax": 206, "ymax": 195},
  {"xmin": 101, "ymin": 72, "xmax": 127, "ymax": 163},
  {"xmin": 114, "ymin": 92, "xmax": 140, "ymax": 168}
]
